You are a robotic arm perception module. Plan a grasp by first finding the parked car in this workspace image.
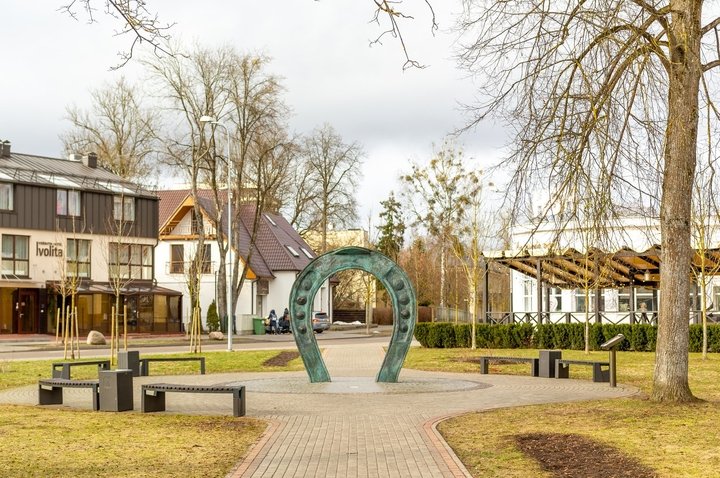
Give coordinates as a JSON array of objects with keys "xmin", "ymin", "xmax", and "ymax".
[{"xmin": 312, "ymin": 311, "xmax": 331, "ymax": 333}]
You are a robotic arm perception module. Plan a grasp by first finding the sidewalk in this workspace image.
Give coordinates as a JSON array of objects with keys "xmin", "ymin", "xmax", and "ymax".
[{"xmin": 0, "ymin": 341, "xmax": 638, "ymax": 478}]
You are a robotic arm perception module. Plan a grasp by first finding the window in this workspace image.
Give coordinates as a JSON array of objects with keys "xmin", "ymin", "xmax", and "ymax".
[
  {"xmin": 286, "ymin": 245, "xmax": 300, "ymax": 257},
  {"xmin": 57, "ymin": 189, "xmax": 81, "ymax": 216},
  {"xmin": 113, "ymin": 196, "xmax": 135, "ymax": 222},
  {"xmin": 549, "ymin": 287, "xmax": 563, "ymax": 311},
  {"xmin": 1, "ymin": 235, "xmax": 29, "ymax": 277},
  {"xmin": 67, "ymin": 239, "xmax": 91, "ymax": 278},
  {"xmin": 0, "ymin": 183, "xmax": 13, "ymax": 210},
  {"xmin": 109, "ymin": 243, "xmax": 153, "ymax": 280},
  {"xmin": 522, "ymin": 278, "xmax": 534, "ymax": 311},
  {"xmin": 170, "ymin": 245, "xmax": 184, "ymax": 274},
  {"xmin": 575, "ymin": 289, "xmax": 605, "ymax": 312},
  {"xmin": 201, "ymin": 244, "xmax": 212, "ymax": 274},
  {"xmin": 300, "ymin": 247, "xmax": 314, "ymax": 259}
]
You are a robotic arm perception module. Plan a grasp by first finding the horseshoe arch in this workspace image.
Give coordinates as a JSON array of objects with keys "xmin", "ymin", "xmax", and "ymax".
[{"xmin": 289, "ymin": 246, "xmax": 417, "ymax": 383}]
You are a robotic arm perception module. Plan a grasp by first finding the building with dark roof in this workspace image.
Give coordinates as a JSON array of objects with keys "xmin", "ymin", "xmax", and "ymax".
[
  {"xmin": 155, "ymin": 189, "xmax": 330, "ymax": 332},
  {"xmin": 0, "ymin": 141, "xmax": 182, "ymax": 335}
]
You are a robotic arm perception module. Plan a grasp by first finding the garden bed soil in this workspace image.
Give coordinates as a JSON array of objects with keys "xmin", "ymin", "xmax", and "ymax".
[
  {"xmin": 514, "ymin": 433, "xmax": 657, "ymax": 478},
  {"xmin": 263, "ymin": 351, "xmax": 300, "ymax": 367}
]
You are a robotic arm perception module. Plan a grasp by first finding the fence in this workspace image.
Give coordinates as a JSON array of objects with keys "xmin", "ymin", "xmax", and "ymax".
[{"xmin": 476, "ymin": 310, "xmax": 720, "ymax": 326}]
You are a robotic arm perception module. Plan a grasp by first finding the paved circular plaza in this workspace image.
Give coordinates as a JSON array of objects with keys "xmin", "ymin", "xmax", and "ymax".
[{"xmin": 0, "ymin": 342, "xmax": 638, "ymax": 477}]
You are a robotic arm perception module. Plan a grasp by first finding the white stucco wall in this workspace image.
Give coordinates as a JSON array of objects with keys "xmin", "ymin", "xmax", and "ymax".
[{"xmin": 0, "ymin": 227, "xmax": 155, "ymax": 285}]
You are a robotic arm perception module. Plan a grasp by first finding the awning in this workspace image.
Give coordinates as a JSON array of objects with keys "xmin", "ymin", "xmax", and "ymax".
[
  {"xmin": 46, "ymin": 280, "xmax": 183, "ymax": 296},
  {"xmin": 484, "ymin": 246, "xmax": 720, "ymax": 289}
]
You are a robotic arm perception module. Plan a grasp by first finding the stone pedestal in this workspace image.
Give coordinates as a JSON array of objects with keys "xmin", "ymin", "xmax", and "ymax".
[
  {"xmin": 118, "ymin": 351, "xmax": 141, "ymax": 377},
  {"xmin": 99, "ymin": 369, "xmax": 134, "ymax": 412},
  {"xmin": 539, "ymin": 350, "xmax": 562, "ymax": 378}
]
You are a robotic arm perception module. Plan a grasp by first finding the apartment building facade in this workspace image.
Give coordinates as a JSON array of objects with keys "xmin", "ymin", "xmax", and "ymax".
[{"xmin": 0, "ymin": 142, "xmax": 181, "ymax": 335}]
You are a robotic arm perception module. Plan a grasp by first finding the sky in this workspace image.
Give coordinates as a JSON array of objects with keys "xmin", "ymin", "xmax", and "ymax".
[{"xmin": 1, "ymin": 1, "xmax": 507, "ymax": 232}]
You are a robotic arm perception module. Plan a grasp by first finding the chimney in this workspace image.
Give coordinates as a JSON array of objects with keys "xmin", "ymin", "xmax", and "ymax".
[
  {"xmin": 67, "ymin": 153, "xmax": 82, "ymax": 162},
  {"xmin": 82, "ymin": 152, "xmax": 97, "ymax": 169},
  {"xmin": 1, "ymin": 141, "xmax": 10, "ymax": 158}
]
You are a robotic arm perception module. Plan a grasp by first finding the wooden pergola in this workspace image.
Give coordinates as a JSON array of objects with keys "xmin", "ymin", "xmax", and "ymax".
[{"xmin": 481, "ymin": 246, "xmax": 720, "ymax": 322}]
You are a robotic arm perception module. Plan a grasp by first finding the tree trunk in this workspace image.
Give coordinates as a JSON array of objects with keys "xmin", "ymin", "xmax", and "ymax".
[
  {"xmin": 652, "ymin": 1, "xmax": 701, "ymax": 402},
  {"xmin": 216, "ymin": 259, "xmax": 228, "ymax": 330}
]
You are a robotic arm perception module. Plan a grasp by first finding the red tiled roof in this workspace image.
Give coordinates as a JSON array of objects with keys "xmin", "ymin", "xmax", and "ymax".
[
  {"xmin": 156, "ymin": 189, "xmax": 191, "ymax": 227},
  {"xmin": 157, "ymin": 189, "xmax": 315, "ymax": 278}
]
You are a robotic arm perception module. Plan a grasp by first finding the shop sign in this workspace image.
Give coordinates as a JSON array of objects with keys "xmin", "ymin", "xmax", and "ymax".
[{"xmin": 36, "ymin": 242, "xmax": 63, "ymax": 257}]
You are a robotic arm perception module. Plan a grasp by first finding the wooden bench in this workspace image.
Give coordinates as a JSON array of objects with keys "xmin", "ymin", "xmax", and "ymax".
[
  {"xmin": 477, "ymin": 356, "xmax": 540, "ymax": 377},
  {"xmin": 51, "ymin": 360, "xmax": 111, "ymax": 380},
  {"xmin": 139, "ymin": 357, "xmax": 206, "ymax": 377},
  {"xmin": 555, "ymin": 359, "xmax": 610, "ymax": 383},
  {"xmin": 38, "ymin": 378, "xmax": 100, "ymax": 411},
  {"xmin": 141, "ymin": 383, "xmax": 245, "ymax": 417}
]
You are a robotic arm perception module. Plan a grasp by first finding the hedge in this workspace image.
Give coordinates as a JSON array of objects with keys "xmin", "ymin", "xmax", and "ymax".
[{"xmin": 414, "ymin": 322, "xmax": 720, "ymax": 352}]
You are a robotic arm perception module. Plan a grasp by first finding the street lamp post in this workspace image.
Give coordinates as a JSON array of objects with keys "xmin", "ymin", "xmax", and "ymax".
[{"xmin": 200, "ymin": 116, "xmax": 233, "ymax": 352}]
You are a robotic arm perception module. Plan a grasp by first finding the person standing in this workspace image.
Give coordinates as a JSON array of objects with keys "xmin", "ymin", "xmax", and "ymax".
[{"xmin": 268, "ymin": 309, "xmax": 278, "ymax": 334}]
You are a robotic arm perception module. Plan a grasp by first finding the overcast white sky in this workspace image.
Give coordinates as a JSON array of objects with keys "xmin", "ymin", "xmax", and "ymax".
[{"xmin": 0, "ymin": 1, "xmax": 507, "ymax": 230}]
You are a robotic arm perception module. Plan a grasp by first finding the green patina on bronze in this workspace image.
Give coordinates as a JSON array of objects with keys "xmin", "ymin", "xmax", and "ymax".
[{"xmin": 289, "ymin": 246, "xmax": 417, "ymax": 383}]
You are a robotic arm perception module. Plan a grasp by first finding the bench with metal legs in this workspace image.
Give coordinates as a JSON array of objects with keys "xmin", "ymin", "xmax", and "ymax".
[
  {"xmin": 555, "ymin": 359, "xmax": 610, "ymax": 383},
  {"xmin": 141, "ymin": 383, "xmax": 245, "ymax": 417},
  {"xmin": 38, "ymin": 379, "xmax": 100, "ymax": 411}
]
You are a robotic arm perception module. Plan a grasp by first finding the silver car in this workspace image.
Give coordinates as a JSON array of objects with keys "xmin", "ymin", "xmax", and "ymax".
[{"xmin": 312, "ymin": 311, "xmax": 331, "ymax": 333}]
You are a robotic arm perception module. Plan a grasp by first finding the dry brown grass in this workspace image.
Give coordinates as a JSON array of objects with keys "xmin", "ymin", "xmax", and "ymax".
[
  {"xmin": 0, "ymin": 404, "xmax": 266, "ymax": 477},
  {"xmin": 406, "ymin": 347, "xmax": 720, "ymax": 477}
]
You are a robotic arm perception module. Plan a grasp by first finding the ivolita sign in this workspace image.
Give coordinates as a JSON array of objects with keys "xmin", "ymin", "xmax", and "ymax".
[{"xmin": 36, "ymin": 242, "xmax": 63, "ymax": 257}]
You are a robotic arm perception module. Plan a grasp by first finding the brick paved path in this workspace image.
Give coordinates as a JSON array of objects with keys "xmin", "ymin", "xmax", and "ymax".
[{"xmin": 0, "ymin": 343, "xmax": 638, "ymax": 477}]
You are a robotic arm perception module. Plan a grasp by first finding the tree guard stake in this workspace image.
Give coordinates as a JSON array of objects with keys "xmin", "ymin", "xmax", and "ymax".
[{"xmin": 289, "ymin": 246, "xmax": 417, "ymax": 383}]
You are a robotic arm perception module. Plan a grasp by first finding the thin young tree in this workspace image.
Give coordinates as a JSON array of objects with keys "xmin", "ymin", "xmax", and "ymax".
[
  {"xmin": 402, "ymin": 140, "xmax": 481, "ymax": 308},
  {"xmin": 457, "ymin": 0, "xmax": 720, "ymax": 402},
  {"xmin": 104, "ymin": 196, "xmax": 136, "ymax": 366},
  {"xmin": 449, "ymin": 185, "xmax": 488, "ymax": 349},
  {"xmin": 691, "ymin": 158, "xmax": 720, "ymax": 359}
]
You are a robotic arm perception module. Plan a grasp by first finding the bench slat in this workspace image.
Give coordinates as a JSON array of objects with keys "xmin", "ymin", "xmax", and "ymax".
[
  {"xmin": 478, "ymin": 356, "xmax": 539, "ymax": 377},
  {"xmin": 139, "ymin": 357, "xmax": 206, "ymax": 377},
  {"xmin": 141, "ymin": 383, "xmax": 245, "ymax": 417}
]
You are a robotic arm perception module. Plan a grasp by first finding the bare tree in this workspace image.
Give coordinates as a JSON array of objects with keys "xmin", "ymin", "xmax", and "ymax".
[
  {"xmin": 59, "ymin": 0, "xmax": 173, "ymax": 69},
  {"xmin": 103, "ymin": 200, "xmax": 136, "ymax": 366},
  {"xmin": 402, "ymin": 140, "xmax": 481, "ymax": 308},
  {"xmin": 59, "ymin": 1, "xmax": 436, "ymax": 69},
  {"xmin": 293, "ymin": 124, "xmax": 363, "ymax": 253},
  {"xmin": 62, "ymin": 77, "xmax": 159, "ymax": 182},
  {"xmin": 456, "ymin": 0, "xmax": 720, "ymax": 403},
  {"xmin": 147, "ymin": 45, "xmax": 295, "ymax": 329}
]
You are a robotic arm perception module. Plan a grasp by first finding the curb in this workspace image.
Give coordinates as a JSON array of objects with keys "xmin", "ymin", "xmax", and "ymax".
[
  {"xmin": 227, "ymin": 418, "xmax": 284, "ymax": 477},
  {"xmin": 422, "ymin": 413, "xmax": 474, "ymax": 478}
]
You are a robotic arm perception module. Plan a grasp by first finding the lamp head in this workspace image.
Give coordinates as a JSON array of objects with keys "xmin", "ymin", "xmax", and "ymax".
[{"xmin": 199, "ymin": 115, "xmax": 217, "ymax": 124}]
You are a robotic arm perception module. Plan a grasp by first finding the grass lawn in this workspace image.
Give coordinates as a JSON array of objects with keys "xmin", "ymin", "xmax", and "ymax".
[
  {"xmin": 0, "ymin": 349, "xmax": 303, "ymax": 477},
  {"xmin": 405, "ymin": 347, "xmax": 720, "ymax": 477}
]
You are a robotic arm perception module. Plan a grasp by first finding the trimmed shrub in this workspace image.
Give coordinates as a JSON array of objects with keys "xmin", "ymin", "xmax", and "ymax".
[
  {"xmin": 206, "ymin": 300, "xmax": 220, "ymax": 332},
  {"xmin": 413, "ymin": 321, "xmax": 720, "ymax": 352}
]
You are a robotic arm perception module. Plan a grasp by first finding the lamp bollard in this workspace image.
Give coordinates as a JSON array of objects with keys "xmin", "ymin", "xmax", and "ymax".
[{"xmin": 600, "ymin": 334, "xmax": 625, "ymax": 387}]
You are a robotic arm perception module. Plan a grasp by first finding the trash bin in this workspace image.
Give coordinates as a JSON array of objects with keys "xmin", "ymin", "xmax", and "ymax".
[
  {"xmin": 99, "ymin": 369, "xmax": 134, "ymax": 412},
  {"xmin": 118, "ymin": 350, "xmax": 140, "ymax": 377},
  {"xmin": 539, "ymin": 349, "xmax": 562, "ymax": 378},
  {"xmin": 253, "ymin": 317, "xmax": 265, "ymax": 335}
]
